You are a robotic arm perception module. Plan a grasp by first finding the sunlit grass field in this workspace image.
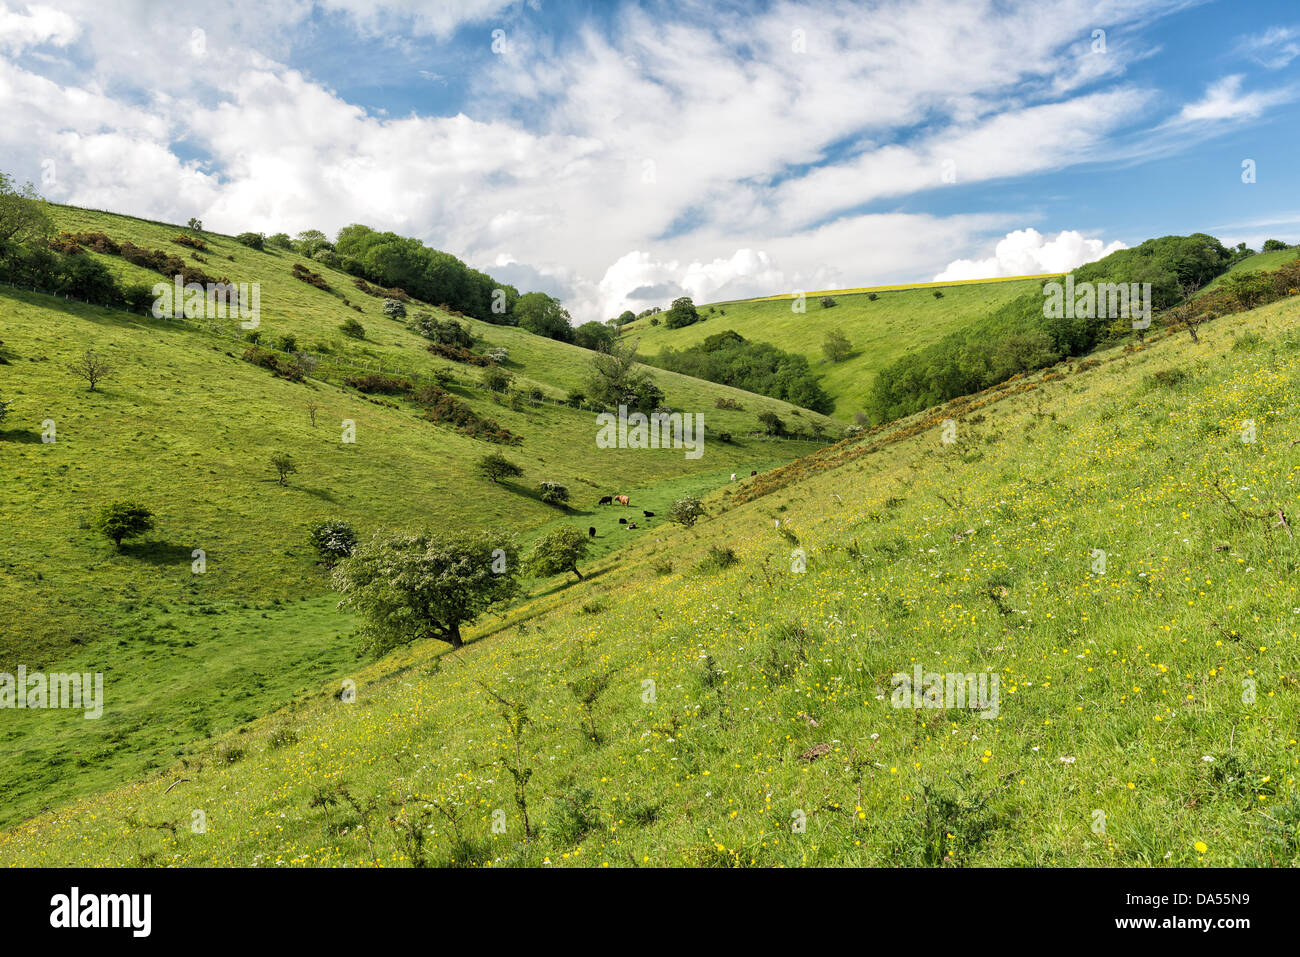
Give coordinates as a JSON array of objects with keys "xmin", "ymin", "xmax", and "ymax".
[
  {"xmin": 6, "ymin": 287, "xmax": 1296, "ymax": 866},
  {"xmin": 623, "ymin": 277, "xmax": 1047, "ymax": 418},
  {"xmin": 0, "ymin": 208, "xmax": 837, "ymax": 826}
]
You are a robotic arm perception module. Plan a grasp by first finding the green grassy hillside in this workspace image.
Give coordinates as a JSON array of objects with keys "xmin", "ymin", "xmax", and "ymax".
[
  {"xmin": 6, "ymin": 288, "xmax": 1297, "ymax": 866},
  {"xmin": 1201, "ymin": 246, "xmax": 1300, "ymax": 293},
  {"xmin": 0, "ymin": 207, "xmax": 840, "ymax": 826},
  {"xmin": 623, "ymin": 277, "xmax": 1049, "ymax": 418}
]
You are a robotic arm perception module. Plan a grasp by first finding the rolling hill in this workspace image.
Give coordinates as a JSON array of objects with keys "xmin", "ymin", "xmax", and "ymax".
[
  {"xmin": 0, "ymin": 205, "xmax": 840, "ymax": 825},
  {"xmin": 622, "ymin": 276, "xmax": 1051, "ymax": 418},
  {"xmin": 3, "ymin": 276, "xmax": 1298, "ymax": 865}
]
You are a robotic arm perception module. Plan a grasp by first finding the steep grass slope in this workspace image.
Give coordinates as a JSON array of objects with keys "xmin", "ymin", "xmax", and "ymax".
[
  {"xmin": 623, "ymin": 277, "xmax": 1048, "ymax": 418},
  {"xmin": 0, "ymin": 207, "xmax": 840, "ymax": 825},
  {"xmin": 6, "ymin": 291, "xmax": 1296, "ymax": 866}
]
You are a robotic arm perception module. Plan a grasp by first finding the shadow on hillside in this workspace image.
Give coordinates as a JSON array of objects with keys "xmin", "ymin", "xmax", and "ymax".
[
  {"xmin": 496, "ymin": 479, "xmax": 594, "ymax": 516},
  {"xmin": 300, "ymin": 485, "xmax": 339, "ymax": 503},
  {"xmin": 119, "ymin": 541, "xmax": 196, "ymax": 566},
  {"xmin": 0, "ymin": 428, "xmax": 42, "ymax": 443}
]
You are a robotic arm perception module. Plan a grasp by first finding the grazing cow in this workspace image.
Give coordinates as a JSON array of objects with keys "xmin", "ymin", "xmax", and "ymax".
[
  {"xmin": 629, "ymin": 522, "xmax": 638, "ymax": 529},
  {"xmin": 750, "ymin": 470, "xmax": 757, "ymax": 476},
  {"xmin": 642, "ymin": 510, "xmax": 655, "ymax": 518},
  {"xmin": 588, "ymin": 526, "xmax": 597, "ymax": 537},
  {"xmin": 597, "ymin": 495, "xmax": 613, "ymax": 506},
  {"xmin": 619, "ymin": 518, "xmax": 627, "ymax": 524},
  {"xmin": 615, "ymin": 495, "xmax": 630, "ymax": 506},
  {"xmin": 730, "ymin": 473, "xmax": 736, "ymax": 481}
]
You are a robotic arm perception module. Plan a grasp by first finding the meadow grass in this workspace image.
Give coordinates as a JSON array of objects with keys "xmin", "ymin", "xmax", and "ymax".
[
  {"xmin": 1, "ymin": 207, "xmax": 836, "ymax": 825},
  {"xmin": 622, "ymin": 277, "xmax": 1045, "ymax": 418},
  {"xmin": 5, "ymin": 289, "xmax": 1296, "ymax": 866}
]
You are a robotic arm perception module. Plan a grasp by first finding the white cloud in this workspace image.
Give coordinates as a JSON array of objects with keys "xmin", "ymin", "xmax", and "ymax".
[
  {"xmin": 1236, "ymin": 25, "xmax": 1300, "ymax": 70},
  {"xmin": 0, "ymin": 0, "xmax": 1275, "ymax": 322},
  {"xmin": 934, "ymin": 228, "xmax": 1126, "ymax": 281},
  {"xmin": 1175, "ymin": 74, "xmax": 1297, "ymax": 123},
  {"xmin": 0, "ymin": 3, "xmax": 78, "ymax": 52}
]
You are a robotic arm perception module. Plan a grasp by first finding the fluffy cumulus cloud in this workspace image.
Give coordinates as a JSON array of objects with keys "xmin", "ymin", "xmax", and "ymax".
[
  {"xmin": 0, "ymin": 0, "xmax": 1292, "ymax": 321},
  {"xmin": 934, "ymin": 229, "xmax": 1127, "ymax": 281}
]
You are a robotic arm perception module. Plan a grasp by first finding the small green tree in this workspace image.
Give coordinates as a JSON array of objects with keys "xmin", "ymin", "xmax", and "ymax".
[
  {"xmin": 527, "ymin": 525, "xmax": 590, "ymax": 581},
  {"xmin": 308, "ymin": 519, "xmax": 358, "ymax": 566},
  {"xmin": 382, "ymin": 299, "xmax": 407, "ymax": 319},
  {"xmin": 668, "ymin": 496, "xmax": 705, "ymax": 527},
  {"xmin": 757, "ymin": 410, "xmax": 785, "ymax": 436},
  {"xmin": 476, "ymin": 452, "xmax": 523, "ymax": 484},
  {"xmin": 92, "ymin": 502, "xmax": 155, "ymax": 548},
  {"xmin": 538, "ymin": 481, "xmax": 570, "ymax": 506},
  {"xmin": 270, "ymin": 452, "xmax": 298, "ymax": 486},
  {"xmin": 334, "ymin": 531, "xmax": 520, "ymax": 652},
  {"xmin": 482, "ymin": 366, "xmax": 513, "ymax": 393},
  {"xmin": 822, "ymin": 328, "xmax": 852, "ymax": 362},
  {"xmin": 339, "ymin": 318, "xmax": 366, "ymax": 339}
]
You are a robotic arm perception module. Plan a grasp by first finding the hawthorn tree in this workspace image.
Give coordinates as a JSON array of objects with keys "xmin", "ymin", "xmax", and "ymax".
[
  {"xmin": 92, "ymin": 502, "xmax": 155, "ymax": 548},
  {"xmin": 527, "ymin": 526, "xmax": 590, "ymax": 581},
  {"xmin": 476, "ymin": 452, "xmax": 522, "ymax": 484},
  {"xmin": 333, "ymin": 530, "xmax": 519, "ymax": 653}
]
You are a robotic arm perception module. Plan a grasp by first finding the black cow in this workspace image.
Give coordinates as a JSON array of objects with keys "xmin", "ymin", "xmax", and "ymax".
[
  {"xmin": 642, "ymin": 510, "xmax": 655, "ymax": 518},
  {"xmin": 619, "ymin": 518, "xmax": 627, "ymax": 524},
  {"xmin": 750, "ymin": 470, "xmax": 757, "ymax": 476},
  {"xmin": 588, "ymin": 526, "xmax": 596, "ymax": 537},
  {"xmin": 597, "ymin": 495, "xmax": 613, "ymax": 505},
  {"xmin": 629, "ymin": 522, "xmax": 638, "ymax": 529}
]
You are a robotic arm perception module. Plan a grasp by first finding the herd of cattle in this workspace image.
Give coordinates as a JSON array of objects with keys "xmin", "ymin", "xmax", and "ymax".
[
  {"xmin": 588, "ymin": 469, "xmax": 759, "ymax": 537},
  {"xmin": 590, "ymin": 494, "xmax": 655, "ymax": 536}
]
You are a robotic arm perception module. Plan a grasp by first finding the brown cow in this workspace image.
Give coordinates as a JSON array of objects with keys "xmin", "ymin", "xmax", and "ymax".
[{"xmin": 615, "ymin": 495, "xmax": 630, "ymax": 506}]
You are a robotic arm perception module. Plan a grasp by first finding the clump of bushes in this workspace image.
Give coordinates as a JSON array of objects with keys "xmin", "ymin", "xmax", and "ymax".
[
  {"xmin": 291, "ymin": 262, "xmax": 330, "ymax": 291},
  {"xmin": 538, "ymin": 481, "xmax": 570, "ymax": 506},
  {"xmin": 173, "ymin": 234, "xmax": 207, "ymax": 250},
  {"xmin": 382, "ymin": 298, "xmax": 407, "ymax": 319},
  {"xmin": 339, "ymin": 318, "xmax": 366, "ymax": 339},
  {"xmin": 234, "ymin": 232, "xmax": 264, "ymax": 250},
  {"xmin": 344, "ymin": 373, "xmax": 412, "ymax": 395},
  {"xmin": 242, "ymin": 344, "xmax": 305, "ymax": 382},
  {"xmin": 308, "ymin": 519, "xmax": 358, "ymax": 566}
]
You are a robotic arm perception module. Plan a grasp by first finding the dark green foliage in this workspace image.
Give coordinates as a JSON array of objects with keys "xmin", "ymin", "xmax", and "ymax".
[
  {"xmin": 514, "ymin": 292, "xmax": 573, "ymax": 342},
  {"xmin": 339, "ymin": 318, "xmax": 365, "ymax": 339},
  {"xmin": 663, "ymin": 296, "xmax": 700, "ymax": 329},
  {"xmin": 235, "ymin": 232, "xmax": 265, "ymax": 250},
  {"xmin": 308, "ymin": 519, "xmax": 358, "ymax": 565},
  {"xmin": 646, "ymin": 330, "xmax": 833, "ymax": 414},
  {"xmin": 574, "ymin": 320, "xmax": 615, "ymax": 351},
  {"xmin": 91, "ymin": 502, "xmax": 155, "ymax": 548},
  {"xmin": 334, "ymin": 223, "xmax": 519, "ymax": 324}
]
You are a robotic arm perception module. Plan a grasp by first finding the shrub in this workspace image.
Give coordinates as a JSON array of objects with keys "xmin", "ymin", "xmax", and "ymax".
[
  {"xmin": 719, "ymin": 431, "xmax": 732, "ymax": 442},
  {"xmin": 697, "ymin": 545, "xmax": 739, "ymax": 572},
  {"xmin": 308, "ymin": 519, "xmax": 358, "ymax": 565},
  {"xmin": 235, "ymin": 232, "xmax": 265, "ymax": 250},
  {"xmin": 482, "ymin": 366, "xmax": 513, "ymax": 392},
  {"xmin": 526, "ymin": 526, "xmax": 590, "ymax": 581},
  {"xmin": 669, "ymin": 496, "xmax": 705, "ymax": 527},
  {"xmin": 91, "ymin": 502, "xmax": 155, "ymax": 548},
  {"xmin": 270, "ymin": 452, "xmax": 298, "ymax": 486},
  {"xmin": 290, "ymin": 262, "xmax": 330, "ymax": 291},
  {"xmin": 344, "ymin": 373, "xmax": 412, "ymax": 395},
  {"xmin": 538, "ymin": 481, "xmax": 570, "ymax": 506},
  {"xmin": 382, "ymin": 298, "xmax": 407, "ymax": 319},
  {"xmin": 819, "ymin": 296, "xmax": 836, "ymax": 308},
  {"xmin": 173, "ymin": 234, "xmax": 206, "ymax": 250},
  {"xmin": 339, "ymin": 318, "xmax": 366, "ymax": 339},
  {"xmin": 476, "ymin": 452, "xmax": 523, "ymax": 483}
]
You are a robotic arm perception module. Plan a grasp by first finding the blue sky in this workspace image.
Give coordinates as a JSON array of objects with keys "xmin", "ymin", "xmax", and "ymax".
[{"xmin": 1, "ymin": 0, "xmax": 1297, "ymax": 319}]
